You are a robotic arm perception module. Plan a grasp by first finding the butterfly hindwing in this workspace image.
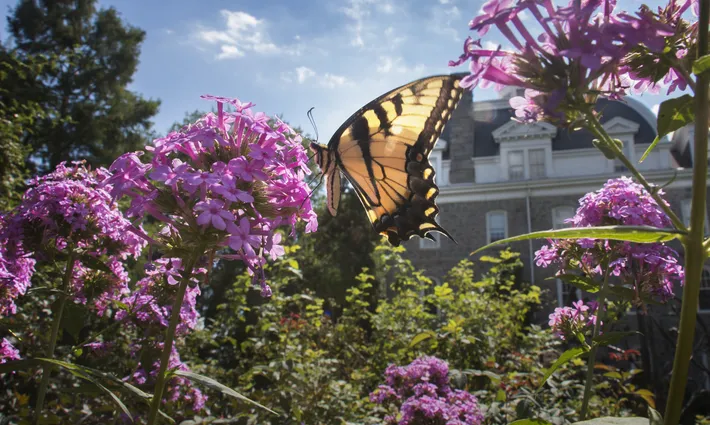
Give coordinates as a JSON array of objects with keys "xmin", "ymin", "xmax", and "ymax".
[{"xmin": 318, "ymin": 74, "xmax": 463, "ymax": 246}]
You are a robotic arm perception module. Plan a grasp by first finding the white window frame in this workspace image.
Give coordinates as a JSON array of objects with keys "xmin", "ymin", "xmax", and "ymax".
[
  {"xmin": 681, "ymin": 199, "xmax": 709, "ymax": 236},
  {"xmin": 486, "ymin": 210, "xmax": 508, "ymax": 244},
  {"xmin": 528, "ymin": 148, "xmax": 546, "ymax": 179},
  {"xmin": 552, "ymin": 206, "xmax": 576, "ymax": 230},
  {"xmin": 507, "ymin": 150, "xmax": 525, "ymax": 180}
]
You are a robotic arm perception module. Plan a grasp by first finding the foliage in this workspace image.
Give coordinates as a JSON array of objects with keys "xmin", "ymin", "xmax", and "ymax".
[
  {"xmin": 4, "ymin": 0, "xmax": 160, "ymax": 172},
  {"xmin": 0, "ymin": 47, "xmax": 47, "ymax": 209}
]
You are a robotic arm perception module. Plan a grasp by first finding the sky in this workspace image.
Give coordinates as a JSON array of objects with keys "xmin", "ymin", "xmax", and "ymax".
[{"xmin": 0, "ymin": 0, "xmax": 685, "ymax": 141}]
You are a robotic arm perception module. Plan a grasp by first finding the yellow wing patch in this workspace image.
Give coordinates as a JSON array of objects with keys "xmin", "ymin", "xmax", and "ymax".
[{"xmin": 313, "ymin": 74, "xmax": 464, "ymax": 246}]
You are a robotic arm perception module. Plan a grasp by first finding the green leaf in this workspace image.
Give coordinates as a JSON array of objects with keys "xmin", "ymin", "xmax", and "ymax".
[
  {"xmin": 61, "ymin": 302, "xmax": 86, "ymax": 342},
  {"xmin": 77, "ymin": 253, "xmax": 113, "ymax": 274},
  {"xmin": 641, "ymin": 95, "xmax": 694, "ymax": 163},
  {"xmin": 693, "ymin": 54, "xmax": 710, "ymax": 75},
  {"xmin": 410, "ymin": 331, "xmax": 436, "ymax": 348},
  {"xmin": 36, "ymin": 358, "xmax": 133, "ymax": 421},
  {"xmin": 549, "ymin": 274, "xmax": 600, "ymax": 293},
  {"xmin": 471, "ymin": 226, "xmax": 682, "ymax": 255},
  {"xmin": 0, "ymin": 359, "xmax": 39, "ymax": 374},
  {"xmin": 571, "ymin": 418, "xmax": 648, "ymax": 425},
  {"xmin": 606, "ymin": 285, "xmax": 636, "ymax": 302},
  {"xmin": 593, "ymin": 331, "xmax": 640, "ymax": 347},
  {"xmin": 634, "ymin": 389, "xmax": 656, "ymax": 408},
  {"xmin": 539, "ymin": 347, "xmax": 586, "ymax": 388},
  {"xmin": 173, "ymin": 370, "xmax": 277, "ymax": 415},
  {"xmin": 92, "ymin": 378, "xmax": 134, "ymax": 422},
  {"xmin": 508, "ymin": 420, "xmax": 553, "ymax": 425}
]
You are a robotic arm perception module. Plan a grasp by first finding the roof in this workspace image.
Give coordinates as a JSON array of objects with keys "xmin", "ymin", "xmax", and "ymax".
[{"xmin": 462, "ymin": 98, "xmax": 658, "ymax": 159}]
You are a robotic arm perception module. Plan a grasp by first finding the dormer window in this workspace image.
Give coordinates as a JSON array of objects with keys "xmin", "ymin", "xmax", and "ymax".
[{"xmin": 508, "ymin": 150, "xmax": 524, "ymax": 180}]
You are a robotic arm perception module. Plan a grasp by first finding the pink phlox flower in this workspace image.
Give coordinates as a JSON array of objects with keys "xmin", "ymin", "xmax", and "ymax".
[
  {"xmin": 194, "ymin": 199, "xmax": 235, "ymax": 231},
  {"xmin": 227, "ymin": 218, "xmax": 261, "ymax": 257}
]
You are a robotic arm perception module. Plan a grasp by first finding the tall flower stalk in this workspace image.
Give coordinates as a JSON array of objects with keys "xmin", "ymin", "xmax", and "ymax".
[
  {"xmin": 456, "ymin": 0, "xmax": 703, "ymax": 421},
  {"xmin": 146, "ymin": 252, "xmax": 200, "ymax": 424},
  {"xmin": 33, "ymin": 251, "xmax": 76, "ymax": 425},
  {"xmin": 664, "ymin": 0, "xmax": 709, "ymax": 421},
  {"xmin": 106, "ymin": 95, "xmax": 317, "ymax": 423}
]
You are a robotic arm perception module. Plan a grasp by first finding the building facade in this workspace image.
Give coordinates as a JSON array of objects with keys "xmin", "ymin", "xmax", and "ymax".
[{"xmin": 402, "ymin": 87, "xmax": 710, "ymax": 317}]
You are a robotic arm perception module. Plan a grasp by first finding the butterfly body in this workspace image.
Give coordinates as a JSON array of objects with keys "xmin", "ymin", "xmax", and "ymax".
[{"xmin": 311, "ymin": 74, "xmax": 464, "ymax": 246}]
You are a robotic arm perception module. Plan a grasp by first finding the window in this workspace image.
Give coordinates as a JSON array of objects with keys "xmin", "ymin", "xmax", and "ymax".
[
  {"xmin": 552, "ymin": 206, "xmax": 576, "ymax": 230},
  {"xmin": 486, "ymin": 211, "xmax": 507, "ymax": 243},
  {"xmin": 529, "ymin": 148, "xmax": 546, "ymax": 179},
  {"xmin": 508, "ymin": 150, "xmax": 524, "ymax": 180},
  {"xmin": 700, "ymin": 269, "xmax": 710, "ymax": 311},
  {"xmin": 681, "ymin": 199, "xmax": 709, "ymax": 236}
]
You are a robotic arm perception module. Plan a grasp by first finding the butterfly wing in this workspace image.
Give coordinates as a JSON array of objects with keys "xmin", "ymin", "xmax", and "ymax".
[{"xmin": 328, "ymin": 74, "xmax": 464, "ymax": 246}]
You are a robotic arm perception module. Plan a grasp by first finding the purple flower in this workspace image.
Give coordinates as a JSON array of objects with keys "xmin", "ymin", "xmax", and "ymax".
[
  {"xmin": 371, "ymin": 356, "xmax": 483, "ymax": 425},
  {"xmin": 0, "ymin": 162, "xmax": 146, "ymax": 317},
  {"xmin": 536, "ymin": 177, "xmax": 684, "ymax": 309},
  {"xmin": 0, "ymin": 338, "xmax": 20, "ymax": 363},
  {"xmin": 105, "ymin": 95, "xmax": 317, "ymax": 297},
  {"xmin": 194, "ymin": 199, "xmax": 235, "ymax": 231},
  {"xmin": 227, "ymin": 218, "xmax": 261, "ymax": 257}
]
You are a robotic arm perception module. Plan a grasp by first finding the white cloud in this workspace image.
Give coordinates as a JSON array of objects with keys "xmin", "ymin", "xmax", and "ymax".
[
  {"xmin": 195, "ymin": 10, "xmax": 285, "ymax": 59},
  {"xmin": 376, "ymin": 56, "xmax": 426, "ymax": 75},
  {"xmin": 296, "ymin": 66, "xmax": 316, "ymax": 83},
  {"xmin": 429, "ymin": 5, "xmax": 461, "ymax": 40},
  {"xmin": 341, "ymin": 0, "xmax": 396, "ymax": 48},
  {"xmin": 321, "ymin": 73, "xmax": 350, "ymax": 88},
  {"xmin": 281, "ymin": 67, "xmax": 351, "ymax": 88}
]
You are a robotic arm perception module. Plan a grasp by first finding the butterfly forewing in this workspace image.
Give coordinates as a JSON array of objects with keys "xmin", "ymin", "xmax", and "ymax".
[{"xmin": 325, "ymin": 74, "xmax": 464, "ymax": 246}]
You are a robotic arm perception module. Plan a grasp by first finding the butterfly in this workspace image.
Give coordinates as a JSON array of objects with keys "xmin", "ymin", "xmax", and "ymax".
[{"xmin": 309, "ymin": 74, "xmax": 464, "ymax": 246}]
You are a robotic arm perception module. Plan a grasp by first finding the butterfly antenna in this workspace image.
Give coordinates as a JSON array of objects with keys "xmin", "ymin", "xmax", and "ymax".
[
  {"xmin": 300, "ymin": 173, "xmax": 325, "ymax": 210},
  {"xmin": 307, "ymin": 107, "xmax": 319, "ymax": 143}
]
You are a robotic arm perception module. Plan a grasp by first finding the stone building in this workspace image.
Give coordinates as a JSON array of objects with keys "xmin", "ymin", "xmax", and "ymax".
[{"xmin": 402, "ymin": 87, "xmax": 710, "ymax": 320}]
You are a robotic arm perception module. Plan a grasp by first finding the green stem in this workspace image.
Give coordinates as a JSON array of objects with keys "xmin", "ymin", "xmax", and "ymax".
[
  {"xmin": 580, "ymin": 264, "xmax": 611, "ymax": 420},
  {"xmin": 33, "ymin": 252, "xmax": 77, "ymax": 425},
  {"xmin": 146, "ymin": 254, "xmax": 199, "ymax": 425},
  {"xmin": 664, "ymin": 0, "xmax": 709, "ymax": 421},
  {"xmin": 586, "ymin": 112, "xmax": 686, "ymax": 232}
]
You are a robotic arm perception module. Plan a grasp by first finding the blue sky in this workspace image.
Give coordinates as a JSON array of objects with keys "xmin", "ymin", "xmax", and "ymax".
[{"xmin": 0, "ymin": 0, "xmax": 683, "ymax": 140}]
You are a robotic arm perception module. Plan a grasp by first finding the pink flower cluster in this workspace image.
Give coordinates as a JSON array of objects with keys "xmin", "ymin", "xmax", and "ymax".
[
  {"xmin": 116, "ymin": 258, "xmax": 204, "ymax": 336},
  {"xmin": 0, "ymin": 338, "xmax": 20, "ymax": 364},
  {"xmin": 548, "ymin": 300, "xmax": 600, "ymax": 341},
  {"xmin": 0, "ymin": 162, "xmax": 146, "ymax": 317},
  {"xmin": 535, "ymin": 177, "xmax": 684, "ymax": 306},
  {"xmin": 452, "ymin": 0, "xmax": 697, "ymax": 123},
  {"xmin": 127, "ymin": 344, "xmax": 206, "ymax": 412},
  {"xmin": 105, "ymin": 96, "xmax": 317, "ymax": 297},
  {"xmin": 370, "ymin": 356, "xmax": 483, "ymax": 425}
]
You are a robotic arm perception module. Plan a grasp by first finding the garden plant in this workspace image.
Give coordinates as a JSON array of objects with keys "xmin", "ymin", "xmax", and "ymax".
[{"xmin": 0, "ymin": 0, "xmax": 708, "ymax": 424}]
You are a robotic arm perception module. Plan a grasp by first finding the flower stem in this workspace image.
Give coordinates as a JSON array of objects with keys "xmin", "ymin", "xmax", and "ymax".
[
  {"xmin": 146, "ymin": 254, "xmax": 199, "ymax": 425},
  {"xmin": 579, "ymin": 264, "xmax": 611, "ymax": 420},
  {"xmin": 663, "ymin": 0, "xmax": 709, "ymax": 421},
  {"xmin": 33, "ymin": 252, "xmax": 76, "ymax": 425},
  {"xmin": 585, "ymin": 112, "xmax": 686, "ymax": 232}
]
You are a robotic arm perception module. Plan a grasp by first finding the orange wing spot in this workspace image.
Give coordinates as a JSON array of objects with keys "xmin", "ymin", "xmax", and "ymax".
[
  {"xmin": 425, "ymin": 207, "xmax": 436, "ymax": 216},
  {"xmin": 419, "ymin": 222, "xmax": 437, "ymax": 230},
  {"xmin": 426, "ymin": 188, "xmax": 437, "ymax": 199},
  {"xmin": 416, "ymin": 153, "xmax": 423, "ymax": 161},
  {"xmin": 423, "ymin": 168, "xmax": 433, "ymax": 179}
]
